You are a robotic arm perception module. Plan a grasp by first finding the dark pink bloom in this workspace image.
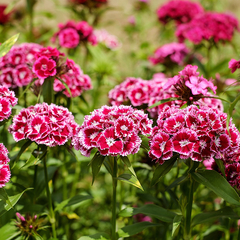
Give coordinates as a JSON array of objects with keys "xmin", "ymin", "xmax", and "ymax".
[
  {"xmin": 157, "ymin": 0, "xmax": 204, "ymax": 25},
  {"xmin": 229, "ymin": 59, "xmax": 240, "ymax": 73},
  {"xmin": 58, "ymin": 28, "xmax": 80, "ymax": 48},
  {"xmin": 32, "ymin": 56, "xmax": 57, "ymax": 79},
  {"xmin": 0, "ymin": 5, "xmax": 12, "ymax": 25},
  {"xmin": 0, "ymin": 164, "xmax": 11, "ymax": 188}
]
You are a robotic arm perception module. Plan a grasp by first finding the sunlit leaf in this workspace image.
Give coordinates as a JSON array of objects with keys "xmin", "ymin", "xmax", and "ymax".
[
  {"xmin": 172, "ymin": 215, "xmax": 183, "ymax": 237},
  {"xmin": 117, "ymin": 173, "xmax": 143, "ymax": 191},
  {"xmin": 120, "ymin": 156, "xmax": 136, "ymax": 177},
  {"xmin": 78, "ymin": 232, "xmax": 110, "ymax": 240},
  {"xmin": 148, "ymin": 98, "xmax": 179, "ymax": 109},
  {"xmin": 0, "ymin": 34, "xmax": 19, "ymax": 58}
]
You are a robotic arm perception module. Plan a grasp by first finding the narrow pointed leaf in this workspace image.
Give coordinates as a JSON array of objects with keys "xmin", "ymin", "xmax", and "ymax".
[
  {"xmin": 151, "ymin": 155, "xmax": 178, "ymax": 186},
  {"xmin": 42, "ymin": 77, "xmax": 54, "ymax": 104},
  {"xmin": 91, "ymin": 154, "xmax": 105, "ymax": 184},
  {"xmin": 120, "ymin": 156, "xmax": 136, "ymax": 177},
  {"xmin": 172, "ymin": 215, "xmax": 183, "ymax": 237},
  {"xmin": 103, "ymin": 157, "xmax": 113, "ymax": 176},
  {"xmin": 56, "ymin": 77, "xmax": 72, "ymax": 98},
  {"xmin": 119, "ymin": 204, "xmax": 176, "ymax": 223},
  {"xmin": 191, "ymin": 170, "xmax": 240, "ymax": 205},
  {"xmin": 192, "ymin": 207, "xmax": 240, "ymax": 226},
  {"xmin": 117, "ymin": 222, "xmax": 160, "ymax": 238},
  {"xmin": 0, "ymin": 34, "xmax": 19, "ymax": 57},
  {"xmin": 117, "ymin": 173, "xmax": 143, "ymax": 191},
  {"xmin": 215, "ymin": 159, "xmax": 226, "ymax": 178},
  {"xmin": 149, "ymin": 98, "xmax": 179, "ymax": 109},
  {"xmin": 78, "ymin": 232, "xmax": 110, "ymax": 240}
]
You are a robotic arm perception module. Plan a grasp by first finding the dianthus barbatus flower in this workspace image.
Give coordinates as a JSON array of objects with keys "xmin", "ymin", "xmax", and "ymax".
[
  {"xmin": 149, "ymin": 42, "xmax": 190, "ymax": 66},
  {"xmin": 72, "ymin": 105, "xmax": 153, "ymax": 157},
  {"xmin": 149, "ymin": 105, "xmax": 240, "ymax": 164},
  {"xmin": 157, "ymin": 0, "xmax": 204, "ymax": 25},
  {"xmin": 0, "ymin": 86, "xmax": 17, "ymax": 122},
  {"xmin": 229, "ymin": 59, "xmax": 240, "ymax": 73},
  {"xmin": 9, "ymin": 103, "xmax": 79, "ymax": 147},
  {"xmin": 0, "ymin": 143, "xmax": 11, "ymax": 188},
  {"xmin": 176, "ymin": 12, "xmax": 239, "ymax": 44},
  {"xmin": 52, "ymin": 20, "xmax": 97, "ymax": 49},
  {"xmin": 0, "ymin": 43, "xmax": 43, "ymax": 88}
]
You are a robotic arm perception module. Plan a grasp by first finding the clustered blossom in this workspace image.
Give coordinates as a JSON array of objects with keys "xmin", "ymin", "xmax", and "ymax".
[
  {"xmin": 94, "ymin": 29, "xmax": 121, "ymax": 50},
  {"xmin": 53, "ymin": 59, "xmax": 92, "ymax": 97},
  {"xmin": 0, "ymin": 143, "xmax": 11, "ymax": 188},
  {"xmin": 176, "ymin": 12, "xmax": 239, "ymax": 44},
  {"xmin": 157, "ymin": 0, "xmax": 204, "ymax": 25},
  {"xmin": 149, "ymin": 105, "xmax": 240, "ymax": 164},
  {"xmin": 72, "ymin": 105, "xmax": 153, "ymax": 157},
  {"xmin": 52, "ymin": 20, "xmax": 97, "ymax": 49},
  {"xmin": 0, "ymin": 43, "xmax": 43, "ymax": 88},
  {"xmin": 69, "ymin": 0, "xmax": 107, "ymax": 8},
  {"xmin": 228, "ymin": 59, "xmax": 240, "ymax": 73},
  {"xmin": 163, "ymin": 65, "xmax": 217, "ymax": 101},
  {"xmin": 15, "ymin": 213, "xmax": 43, "ymax": 237},
  {"xmin": 9, "ymin": 103, "xmax": 79, "ymax": 147},
  {"xmin": 0, "ymin": 86, "xmax": 18, "ymax": 122},
  {"xmin": 108, "ymin": 71, "xmax": 222, "ymax": 118},
  {"xmin": 149, "ymin": 42, "xmax": 190, "ymax": 66}
]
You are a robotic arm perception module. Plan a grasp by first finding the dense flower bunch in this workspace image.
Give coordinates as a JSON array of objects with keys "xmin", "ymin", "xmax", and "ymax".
[
  {"xmin": 52, "ymin": 20, "xmax": 97, "ymax": 49},
  {"xmin": 72, "ymin": 105, "xmax": 153, "ymax": 157},
  {"xmin": 53, "ymin": 59, "xmax": 92, "ymax": 97},
  {"xmin": 176, "ymin": 12, "xmax": 239, "ymax": 44},
  {"xmin": 149, "ymin": 105, "xmax": 240, "ymax": 164},
  {"xmin": 94, "ymin": 29, "xmax": 121, "ymax": 50},
  {"xmin": 0, "ymin": 143, "xmax": 11, "ymax": 188},
  {"xmin": 149, "ymin": 42, "xmax": 189, "ymax": 66},
  {"xmin": 0, "ymin": 86, "xmax": 18, "ymax": 122},
  {"xmin": 163, "ymin": 65, "xmax": 217, "ymax": 101},
  {"xmin": 0, "ymin": 43, "xmax": 43, "ymax": 88},
  {"xmin": 229, "ymin": 59, "xmax": 240, "ymax": 73},
  {"xmin": 9, "ymin": 103, "xmax": 79, "ymax": 147},
  {"xmin": 15, "ymin": 213, "xmax": 43, "ymax": 237},
  {"xmin": 0, "ymin": 5, "xmax": 12, "ymax": 25},
  {"xmin": 69, "ymin": 0, "xmax": 107, "ymax": 8},
  {"xmin": 156, "ymin": 0, "xmax": 204, "ymax": 25}
]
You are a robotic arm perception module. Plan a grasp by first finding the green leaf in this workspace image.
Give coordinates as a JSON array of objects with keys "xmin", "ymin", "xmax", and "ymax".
[
  {"xmin": 0, "ymin": 188, "xmax": 33, "ymax": 215},
  {"xmin": 227, "ymin": 93, "xmax": 240, "ymax": 130},
  {"xmin": 90, "ymin": 153, "xmax": 105, "ymax": 185},
  {"xmin": 42, "ymin": 77, "xmax": 54, "ymax": 104},
  {"xmin": 214, "ymin": 159, "xmax": 226, "ymax": 178},
  {"xmin": 167, "ymin": 174, "xmax": 188, "ymax": 189},
  {"xmin": 193, "ymin": 56, "xmax": 207, "ymax": 77},
  {"xmin": 191, "ymin": 170, "xmax": 240, "ymax": 205},
  {"xmin": 55, "ymin": 194, "xmax": 93, "ymax": 212},
  {"xmin": 148, "ymin": 97, "xmax": 179, "ymax": 109},
  {"xmin": 103, "ymin": 156, "xmax": 113, "ymax": 176},
  {"xmin": 0, "ymin": 34, "xmax": 19, "ymax": 58},
  {"xmin": 56, "ymin": 77, "xmax": 72, "ymax": 98},
  {"xmin": 117, "ymin": 222, "xmax": 160, "ymax": 238},
  {"xmin": 192, "ymin": 207, "xmax": 239, "ymax": 226},
  {"xmin": 0, "ymin": 223, "xmax": 20, "ymax": 240},
  {"xmin": 120, "ymin": 156, "xmax": 136, "ymax": 177},
  {"xmin": 151, "ymin": 155, "xmax": 178, "ymax": 186},
  {"xmin": 78, "ymin": 232, "xmax": 110, "ymax": 240},
  {"xmin": 19, "ymin": 78, "xmax": 38, "ymax": 99},
  {"xmin": 117, "ymin": 173, "xmax": 143, "ymax": 191},
  {"xmin": 20, "ymin": 154, "xmax": 41, "ymax": 169},
  {"xmin": 211, "ymin": 59, "xmax": 230, "ymax": 74},
  {"xmin": 119, "ymin": 204, "xmax": 176, "ymax": 223},
  {"xmin": 172, "ymin": 215, "xmax": 183, "ymax": 237},
  {"xmin": 32, "ymin": 232, "xmax": 44, "ymax": 240}
]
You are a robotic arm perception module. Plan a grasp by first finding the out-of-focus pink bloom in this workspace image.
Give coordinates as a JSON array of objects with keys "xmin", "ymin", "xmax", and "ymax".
[
  {"xmin": 0, "ymin": 143, "xmax": 11, "ymax": 188},
  {"xmin": 225, "ymin": 78, "xmax": 238, "ymax": 85},
  {"xmin": 128, "ymin": 16, "xmax": 136, "ymax": 26},
  {"xmin": 149, "ymin": 42, "xmax": 189, "ymax": 66},
  {"xmin": 72, "ymin": 105, "xmax": 153, "ymax": 157},
  {"xmin": 0, "ymin": 43, "xmax": 43, "ymax": 88},
  {"xmin": 203, "ymin": 158, "xmax": 214, "ymax": 170},
  {"xmin": 176, "ymin": 12, "xmax": 239, "ymax": 44},
  {"xmin": 229, "ymin": 59, "xmax": 240, "ymax": 73},
  {"xmin": 149, "ymin": 105, "xmax": 240, "ymax": 164},
  {"xmin": 52, "ymin": 20, "xmax": 97, "ymax": 49},
  {"xmin": 94, "ymin": 29, "xmax": 121, "ymax": 50},
  {"xmin": 157, "ymin": 0, "xmax": 204, "ymax": 25},
  {"xmin": 9, "ymin": 103, "xmax": 79, "ymax": 147}
]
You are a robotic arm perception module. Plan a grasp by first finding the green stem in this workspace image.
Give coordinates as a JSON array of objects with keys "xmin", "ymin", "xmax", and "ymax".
[
  {"xmin": 184, "ymin": 175, "xmax": 194, "ymax": 240},
  {"xmin": 111, "ymin": 157, "xmax": 118, "ymax": 240},
  {"xmin": 43, "ymin": 156, "xmax": 57, "ymax": 239}
]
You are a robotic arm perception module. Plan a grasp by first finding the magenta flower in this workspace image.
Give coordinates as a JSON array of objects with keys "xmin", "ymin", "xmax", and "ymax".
[
  {"xmin": 72, "ymin": 105, "xmax": 153, "ymax": 157},
  {"xmin": 9, "ymin": 103, "xmax": 79, "ymax": 147},
  {"xmin": 32, "ymin": 56, "xmax": 57, "ymax": 79},
  {"xmin": 229, "ymin": 59, "xmax": 240, "ymax": 73},
  {"xmin": 0, "ymin": 143, "xmax": 11, "ymax": 188},
  {"xmin": 157, "ymin": 0, "xmax": 204, "ymax": 25},
  {"xmin": 58, "ymin": 28, "xmax": 80, "ymax": 48}
]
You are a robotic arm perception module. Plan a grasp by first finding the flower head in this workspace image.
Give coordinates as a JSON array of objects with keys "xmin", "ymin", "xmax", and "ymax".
[
  {"xmin": 229, "ymin": 59, "xmax": 240, "ymax": 73},
  {"xmin": 0, "ymin": 143, "xmax": 11, "ymax": 188}
]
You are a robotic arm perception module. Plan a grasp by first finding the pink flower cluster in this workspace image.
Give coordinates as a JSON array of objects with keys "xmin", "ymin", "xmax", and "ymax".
[
  {"xmin": 0, "ymin": 86, "xmax": 17, "ymax": 122},
  {"xmin": 52, "ymin": 20, "xmax": 97, "ymax": 49},
  {"xmin": 157, "ymin": 0, "xmax": 204, "ymax": 25},
  {"xmin": 0, "ymin": 43, "xmax": 43, "ymax": 88},
  {"xmin": 53, "ymin": 59, "xmax": 92, "ymax": 97},
  {"xmin": 94, "ymin": 29, "xmax": 121, "ymax": 50},
  {"xmin": 72, "ymin": 105, "xmax": 153, "ymax": 157},
  {"xmin": 9, "ymin": 103, "xmax": 79, "ymax": 147},
  {"xmin": 149, "ymin": 42, "xmax": 189, "ymax": 66},
  {"xmin": 229, "ymin": 59, "xmax": 240, "ymax": 73},
  {"xmin": 176, "ymin": 12, "xmax": 239, "ymax": 44},
  {"xmin": 163, "ymin": 65, "xmax": 217, "ymax": 101},
  {"xmin": 149, "ymin": 105, "xmax": 240, "ymax": 164},
  {"xmin": 0, "ymin": 143, "xmax": 11, "ymax": 188}
]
